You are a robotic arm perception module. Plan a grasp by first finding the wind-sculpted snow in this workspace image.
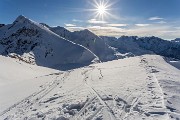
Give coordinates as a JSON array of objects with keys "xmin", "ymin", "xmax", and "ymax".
[{"xmin": 0, "ymin": 15, "xmax": 99, "ymax": 70}]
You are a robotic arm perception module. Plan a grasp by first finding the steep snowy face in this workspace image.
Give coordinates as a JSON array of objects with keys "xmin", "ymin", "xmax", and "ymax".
[
  {"xmin": 0, "ymin": 15, "xmax": 98, "ymax": 69},
  {"xmin": 103, "ymin": 36, "xmax": 180, "ymax": 59},
  {"xmin": 50, "ymin": 26, "xmax": 72, "ymax": 40},
  {"xmin": 51, "ymin": 27, "xmax": 117, "ymax": 61},
  {"xmin": 72, "ymin": 29, "xmax": 117, "ymax": 61}
]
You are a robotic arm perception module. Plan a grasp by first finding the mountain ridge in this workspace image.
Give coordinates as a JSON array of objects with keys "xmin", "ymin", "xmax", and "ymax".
[{"xmin": 0, "ymin": 15, "xmax": 99, "ymax": 70}]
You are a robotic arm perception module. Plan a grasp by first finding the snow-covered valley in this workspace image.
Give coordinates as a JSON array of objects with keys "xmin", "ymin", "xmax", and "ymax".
[{"xmin": 0, "ymin": 55, "xmax": 179, "ymax": 120}]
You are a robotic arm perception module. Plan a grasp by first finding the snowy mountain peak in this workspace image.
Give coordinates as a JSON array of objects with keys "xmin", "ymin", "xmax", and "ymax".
[
  {"xmin": 173, "ymin": 38, "xmax": 180, "ymax": 42},
  {"xmin": 82, "ymin": 29, "xmax": 91, "ymax": 33},
  {"xmin": 51, "ymin": 26, "xmax": 69, "ymax": 32},
  {"xmin": 0, "ymin": 15, "xmax": 99, "ymax": 70},
  {"xmin": 13, "ymin": 15, "xmax": 31, "ymax": 24},
  {"xmin": 75, "ymin": 29, "xmax": 97, "ymax": 37}
]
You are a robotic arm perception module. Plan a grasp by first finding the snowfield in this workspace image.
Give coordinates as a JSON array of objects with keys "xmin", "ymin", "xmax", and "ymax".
[
  {"xmin": 0, "ymin": 55, "xmax": 179, "ymax": 120},
  {"xmin": 0, "ymin": 55, "xmax": 59, "ymax": 114}
]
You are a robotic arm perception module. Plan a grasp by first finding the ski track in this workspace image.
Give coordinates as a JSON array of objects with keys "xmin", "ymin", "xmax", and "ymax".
[
  {"xmin": 85, "ymin": 83, "xmax": 116, "ymax": 120},
  {"xmin": 140, "ymin": 56, "xmax": 170, "ymax": 119},
  {"xmin": 0, "ymin": 71, "xmax": 70, "ymax": 119}
]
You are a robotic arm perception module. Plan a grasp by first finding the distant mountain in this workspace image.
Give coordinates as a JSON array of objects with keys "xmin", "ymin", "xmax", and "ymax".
[
  {"xmin": 172, "ymin": 38, "xmax": 180, "ymax": 44},
  {"xmin": 0, "ymin": 24, "xmax": 5, "ymax": 28},
  {"xmin": 102, "ymin": 36, "xmax": 180, "ymax": 59},
  {"xmin": 101, "ymin": 36, "xmax": 152, "ymax": 57},
  {"xmin": 0, "ymin": 15, "xmax": 99, "ymax": 70},
  {"xmin": 48, "ymin": 26, "xmax": 117, "ymax": 61}
]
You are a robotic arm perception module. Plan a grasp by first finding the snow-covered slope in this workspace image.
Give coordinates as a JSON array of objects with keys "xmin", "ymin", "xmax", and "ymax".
[
  {"xmin": 0, "ymin": 55, "xmax": 179, "ymax": 120},
  {"xmin": 0, "ymin": 15, "xmax": 98, "ymax": 70},
  {"xmin": 49, "ymin": 26, "xmax": 72, "ymax": 40},
  {"xmin": 49, "ymin": 26, "xmax": 117, "ymax": 61},
  {"xmin": 0, "ymin": 55, "xmax": 59, "ymax": 114},
  {"xmin": 102, "ymin": 36, "xmax": 180, "ymax": 59}
]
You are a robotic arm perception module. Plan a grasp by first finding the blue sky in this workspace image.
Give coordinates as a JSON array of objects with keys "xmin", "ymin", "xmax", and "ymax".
[{"xmin": 0, "ymin": 0, "xmax": 180, "ymax": 39}]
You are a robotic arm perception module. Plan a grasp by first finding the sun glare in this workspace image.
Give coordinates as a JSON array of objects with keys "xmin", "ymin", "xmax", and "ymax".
[
  {"xmin": 88, "ymin": 0, "xmax": 117, "ymax": 20},
  {"xmin": 97, "ymin": 5, "xmax": 106, "ymax": 15},
  {"xmin": 90, "ymin": 0, "xmax": 111, "ymax": 20}
]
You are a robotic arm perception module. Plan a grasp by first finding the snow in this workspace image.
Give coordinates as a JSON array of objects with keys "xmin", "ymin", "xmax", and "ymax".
[
  {"xmin": 0, "ymin": 55, "xmax": 179, "ymax": 120},
  {"xmin": 0, "ymin": 55, "xmax": 59, "ymax": 114}
]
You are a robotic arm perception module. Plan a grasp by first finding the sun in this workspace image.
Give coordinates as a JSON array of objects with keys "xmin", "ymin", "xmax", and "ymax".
[
  {"xmin": 88, "ymin": 0, "xmax": 117, "ymax": 20},
  {"xmin": 91, "ymin": 0, "xmax": 111, "ymax": 20},
  {"xmin": 97, "ymin": 5, "xmax": 107, "ymax": 15}
]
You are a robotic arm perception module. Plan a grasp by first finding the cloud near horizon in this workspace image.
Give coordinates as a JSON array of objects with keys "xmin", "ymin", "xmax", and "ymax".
[
  {"xmin": 148, "ymin": 16, "xmax": 164, "ymax": 20},
  {"xmin": 66, "ymin": 23, "xmax": 180, "ymax": 40},
  {"xmin": 65, "ymin": 24, "xmax": 76, "ymax": 27},
  {"xmin": 135, "ymin": 24, "xmax": 150, "ymax": 27},
  {"xmin": 72, "ymin": 19, "xmax": 83, "ymax": 22},
  {"xmin": 87, "ymin": 19, "xmax": 107, "ymax": 24},
  {"xmin": 107, "ymin": 24, "xmax": 127, "ymax": 27},
  {"xmin": 64, "ymin": 16, "xmax": 180, "ymax": 40},
  {"xmin": 155, "ymin": 21, "xmax": 167, "ymax": 24}
]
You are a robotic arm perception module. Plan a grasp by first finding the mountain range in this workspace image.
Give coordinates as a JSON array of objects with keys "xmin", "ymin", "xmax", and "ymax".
[{"xmin": 0, "ymin": 15, "xmax": 179, "ymax": 71}]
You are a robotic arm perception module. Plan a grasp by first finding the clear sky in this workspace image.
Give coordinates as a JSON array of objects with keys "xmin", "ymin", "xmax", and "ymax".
[{"xmin": 0, "ymin": 0, "xmax": 180, "ymax": 39}]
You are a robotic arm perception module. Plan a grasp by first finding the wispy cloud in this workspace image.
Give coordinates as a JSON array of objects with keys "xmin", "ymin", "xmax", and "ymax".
[
  {"xmin": 87, "ymin": 19, "xmax": 107, "ymax": 24},
  {"xmin": 66, "ymin": 26, "xmax": 85, "ymax": 31},
  {"xmin": 155, "ymin": 21, "xmax": 167, "ymax": 24},
  {"xmin": 135, "ymin": 24, "xmax": 150, "ymax": 27},
  {"xmin": 148, "ymin": 16, "xmax": 164, "ymax": 20},
  {"xmin": 66, "ymin": 24, "xmax": 180, "ymax": 39},
  {"xmin": 87, "ymin": 26, "xmax": 126, "ymax": 37},
  {"xmin": 174, "ymin": 27, "xmax": 180, "ymax": 30},
  {"xmin": 107, "ymin": 24, "xmax": 127, "ymax": 27},
  {"xmin": 72, "ymin": 19, "xmax": 83, "ymax": 22},
  {"xmin": 126, "ymin": 25, "xmax": 180, "ymax": 39},
  {"xmin": 65, "ymin": 24, "xmax": 76, "ymax": 27}
]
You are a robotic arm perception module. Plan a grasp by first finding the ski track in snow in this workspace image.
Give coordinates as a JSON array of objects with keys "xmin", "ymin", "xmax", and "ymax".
[{"xmin": 140, "ymin": 56, "xmax": 169, "ymax": 118}]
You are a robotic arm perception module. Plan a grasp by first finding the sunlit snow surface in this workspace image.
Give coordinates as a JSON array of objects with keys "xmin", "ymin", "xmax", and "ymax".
[{"xmin": 0, "ymin": 55, "xmax": 180, "ymax": 120}]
